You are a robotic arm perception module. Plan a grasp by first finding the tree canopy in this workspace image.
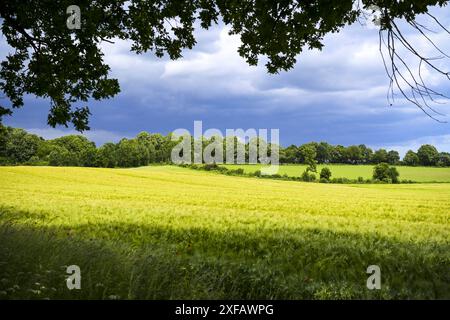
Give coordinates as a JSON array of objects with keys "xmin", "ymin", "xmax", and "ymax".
[{"xmin": 1, "ymin": 0, "xmax": 449, "ymax": 130}]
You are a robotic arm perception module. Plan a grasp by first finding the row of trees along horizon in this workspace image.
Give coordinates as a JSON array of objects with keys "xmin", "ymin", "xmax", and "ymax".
[{"xmin": 1, "ymin": 125, "xmax": 450, "ymax": 168}]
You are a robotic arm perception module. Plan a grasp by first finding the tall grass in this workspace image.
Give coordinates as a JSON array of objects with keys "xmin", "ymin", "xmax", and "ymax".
[{"xmin": 0, "ymin": 166, "xmax": 449, "ymax": 299}]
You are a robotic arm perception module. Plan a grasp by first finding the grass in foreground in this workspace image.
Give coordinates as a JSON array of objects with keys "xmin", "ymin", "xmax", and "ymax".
[
  {"xmin": 0, "ymin": 166, "xmax": 449, "ymax": 299},
  {"xmin": 221, "ymin": 164, "xmax": 450, "ymax": 182}
]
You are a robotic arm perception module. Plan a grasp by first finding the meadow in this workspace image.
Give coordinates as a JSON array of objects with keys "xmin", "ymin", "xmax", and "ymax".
[
  {"xmin": 221, "ymin": 164, "xmax": 450, "ymax": 182},
  {"xmin": 0, "ymin": 165, "xmax": 449, "ymax": 299}
]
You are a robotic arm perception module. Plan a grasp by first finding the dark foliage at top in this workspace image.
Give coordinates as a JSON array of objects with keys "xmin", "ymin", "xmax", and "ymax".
[{"xmin": 1, "ymin": 1, "xmax": 449, "ymax": 130}]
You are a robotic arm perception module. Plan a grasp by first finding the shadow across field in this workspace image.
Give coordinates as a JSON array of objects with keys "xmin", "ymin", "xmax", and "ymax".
[{"xmin": 0, "ymin": 209, "xmax": 448, "ymax": 300}]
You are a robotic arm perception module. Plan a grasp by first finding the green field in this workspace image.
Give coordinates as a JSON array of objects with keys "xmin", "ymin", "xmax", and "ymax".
[
  {"xmin": 221, "ymin": 164, "xmax": 450, "ymax": 182},
  {"xmin": 0, "ymin": 166, "xmax": 449, "ymax": 299}
]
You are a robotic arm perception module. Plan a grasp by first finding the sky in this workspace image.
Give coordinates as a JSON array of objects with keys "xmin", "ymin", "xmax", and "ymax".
[{"xmin": 1, "ymin": 7, "xmax": 450, "ymax": 156}]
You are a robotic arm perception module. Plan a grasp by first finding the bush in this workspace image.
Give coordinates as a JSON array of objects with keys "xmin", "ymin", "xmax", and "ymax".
[
  {"xmin": 228, "ymin": 168, "xmax": 244, "ymax": 175},
  {"xmin": 203, "ymin": 163, "xmax": 219, "ymax": 171},
  {"xmin": 0, "ymin": 156, "xmax": 12, "ymax": 165},
  {"xmin": 319, "ymin": 167, "xmax": 332, "ymax": 181},
  {"xmin": 331, "ymin": 177, "xmax": 343, "ymax": 184},
  {"xmin": 373, "ymin": 163, "xmax": 400, "ymax": 183},
  {"xmin": 253, "ymin": 170, "xmax": 262, "ymax": 177},
  {"xmin": 330, "ymin": 177, "xmax": 351, "ymax": 184},
  {"xmin": 24, "ymin": 156, "xmax": 48, "ymax": 166},
  {"xmin": 388, "ymin": 167, "xmax": 400, "ymax": 183},
  {"xmin": 216, "ymin": 166, "xmax": 228, "ymax": 173},
  {"xmin": 301, "ymin": 170, "xmax": 316, "ymax": 182}
]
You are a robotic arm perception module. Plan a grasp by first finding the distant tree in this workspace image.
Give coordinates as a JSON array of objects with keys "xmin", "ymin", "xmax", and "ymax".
[
  {"xmin": 51, "ymin": 135, "xmax": 97, "ymax": 166},
  {"xmin": 373, "ymin": 163, "xmax": 399, "ymax": 183},
  {"xmin": 246, "ymin": 136, "xmax": 261, "ymax": 164},
  {"xmin": 35, "ymin": 140, "xmax": 56, "ymax": 162},
  {"xmin": 316, "ymin": 142, "xmax": 333, "ymax": 164},
  {"xmin": 116, "ymin": 138, "xmax": 149, "ymax": 167},
  {"xmin": 136, "ymin": 131, "xmax": 156, "ymax": 163},
  {"xmin": 48, "ymin": 145, "xmax": 74, "ymax": 166},
  {"xmin": 417, "ymin": 144, "xmax": 439, "ymax": 166},
  {"xmin": 299, "ymin": 144, "xmax": 317, "ymax": 172},
  {"xmin": 320, "ymin": 167, "xmax": 332, "ymax": 181},
  {"xmin": 437, "ymin": 152, "xmax": 450, "ymax": 167},
  {"xmin": 331, "ymin": 145, "xmax": 346, "ymax": 164},
  {"xmin": 161, "ymin": 133, "xmax": 179, "ymax": 163},
  {"xmin": 388, "ymin": 167, "xmax": 400, "ymax": 183},
  {"xmin": 387, "ymin": 150, "xmax": 400, "ymax": 165},
  {"xmin": 81, "ymin": 146, "xmax": 97, "ymax": 167},
  {"xmin": 204, "ymin": 135, "xmax": 226, "ymax": 164},
  {"xmin": 266, "ymin": 142, "xmax": 280, "ymax": 163},
  {"xmin": 223, "ymin": 136, "xmax": 243, "ymax": 164},
  {"xmin": 0, "ymin": 124, "xmax": 8, "ymax": 158},
  {"xmin": 403, "ymin": 150, "xmax": 420, "ymax": 166},
  {"xmin": 346, "ymin": 145, "xmax": 362, "ymax": 164},
  {"xmin": 96, "ymin": 143, "xmax": 118, "ymax": 168},
  {"xmin": 4, "ymin": 127, "xmax": 42, "ymax": 163},
  {"xmin": 148, "ymin": 133, "xmax": 170, "ymax": 163},
  {"xmin": 372, "ymin": 149, "xmax": 388, "ymax": 164},
  {"xmin": 52, "ymin": 135, "xmax": 94, "ymax": 152},
  {"xmin": 282, "ymin": 145, "xmax": 299, "ymax": 164},
  {"xmin": 358, "ymin": 144, "xmax": 373, "ymax": 164},
  {"xmin": 301, "ymin": 170, "xmax": 316, "ymax": 182}
]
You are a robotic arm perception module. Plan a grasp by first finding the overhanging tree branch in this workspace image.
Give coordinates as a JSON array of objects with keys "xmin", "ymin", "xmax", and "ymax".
[{"xmin": 375, "ymin": 5, "xmax": 450, "ymax": 122}]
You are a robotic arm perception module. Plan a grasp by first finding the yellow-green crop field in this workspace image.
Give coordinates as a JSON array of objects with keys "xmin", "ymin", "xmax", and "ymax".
[{"xmin": 0, "ymin": 166, "xmax": 449, "ymax": 299}]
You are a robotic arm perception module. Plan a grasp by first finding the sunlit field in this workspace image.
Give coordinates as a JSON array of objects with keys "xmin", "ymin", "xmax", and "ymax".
[
  {"xmin": 221, "ymin": 164, "xmax": 450, "ymax": 182},
  {"xmin": 0, "ymin": 166, "xmax": 449, "ymax": 299}
]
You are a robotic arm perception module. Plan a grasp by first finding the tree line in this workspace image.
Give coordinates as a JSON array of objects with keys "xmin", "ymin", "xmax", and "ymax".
[
  {"xmin": 0, "ymin": 126, "xmax": 176, "ymax": 167},
  {"xmin": 280, "ymin": 142, "xmax": 450, "ymax": 167},
  {"xmin": 1, "ymin": 125, "xmax": 449, "ymax": 168}
]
